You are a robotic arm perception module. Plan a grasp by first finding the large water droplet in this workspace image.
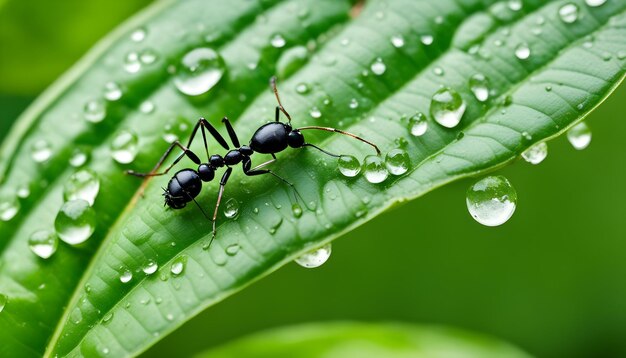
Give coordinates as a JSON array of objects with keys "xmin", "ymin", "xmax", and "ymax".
[
  {"xmin": 119, "ymin": 270, "xmax": 133, "ymax": 283},
  {"xmin": 142, "ymin": 260, "xmax": 158, "ymax": 275},
  {"xmin": 170, "ymin": 256, "xmax": 186, "ymax": 275},
  {"xmin": 54, "ymin": 199, "xmax": 96, "ymax": 245},
  {"xmin": 110, "ymin": 130, "xmax": 139, "ymax": 164},
  {"xmin": 63, "ymin": 169, "xmax": 100, "ymax": 206},
  {"xmin": 466, "ymin": 176, "xmax": 517, "ymax": 227},
  {"xmin": 362, "ymin": 155, "xmax": 388, "ymax": 184},
  {"xmin": 70, "ymin": 148, "xmax": 89, "ymax": 167},
  {"xmin": 225, "ymin": 244, "xmax": 240, "ymax": 256},
  {"xmin": 385, "ymin": 149, "xmax": 410, "ymax": 176},
  {"xmin": 270, "ymin": 34, "xmax": 286, "ymax": 48},
  {"xmin": 370, "ymin": 58, "xmax": 386, "ymax": 76},
  {"xmin": 521, "ymin": 142, "xmax": 548, "ymax": 165},
  {"xmin": 349, "ymin": 98, "xmax": 359, "ymax": 109},
  {"xmin": 0, "ymin": 294, "xmax": 7, "ymax": 313},
  {"xmin": 224, "ymin": 198, "xmax": 239, "ymax": 219},
  {"xmin": 559, "ymin": 3, "xmax": 580, "ymax": 23},
  {"xmin": 567, "ymin": 122, "xmax": 592, "ymax": 150},
  {"xmin": 294, "ymin": 243, "xmax": 332, "ymax": 268},
  {"xmin": 0, "ymin": 194, "xmax": 20, "ymax": 221},
  {"xmin": 83, "ymin": 100, "xmax": 106, "ymax": 123},
  {"xmin": 309, "ymin": 106, "xmax": 322, "ymax": 119},
  {"xmin": 292, "ymin": 203, "xmax": 303, "ymax": 218},
  {"xmin": 31, "ymin": 139, "xmax": 52, "ymax": 163},
  {"xmin": 408, "ymin": 112, "xmax": 428, "ymax": 137},
  {"xmin": 514, "ymin": 43, "xmax": 531, "ymax": 60},
  {"xmin": 390, "ymin": 35, "xmax": 405, "ymax": 48},
  {"xmin": 124, "ymin": 52, "xmax": 142, "ymax": 73},
  {"xmin": 28, "ymin": 230, "xmax": 58, "ymax": 259},
  {"xmin": 338, "ymin": 155, "xmax": 361, "ymax": 178},
  {"xmin": 420, "ymin": 34, "xmax": 434, "ymax": 46},
  {"xmin": 430, "ymin": 88, "xmax": 466, "ymax": 128},
  {"xmin": 585, "ymin": 0, "xmax": 607, "ymax": 6},
  {"xmin": 174, "ymin": 48, "xmax": 225, "ymax": 96},
  {"xmin": 469, "ymin": 74, "xmax": 490, "ymax": 102},
  {"xmin": 103, "ymin": 82, "xmax": 123, "ymax": 101}
]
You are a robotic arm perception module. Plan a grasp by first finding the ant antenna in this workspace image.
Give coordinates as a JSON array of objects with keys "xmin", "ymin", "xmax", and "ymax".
[
  {"xmin": 298, "ymin": 126, "xmax": 381, "ymax": 155},
  {"xmin": 270, "ymin": 76, "xmax": 292, "ymax": 124}
]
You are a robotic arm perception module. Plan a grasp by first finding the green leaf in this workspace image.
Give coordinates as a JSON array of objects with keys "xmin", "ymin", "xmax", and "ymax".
[
  {"xmin": 197, "ymin": 322, "xmax": 533, "ymax": 358},
  {"xmin": 0, "ymin": 0, "xmax": 624, "ymax": 357}
]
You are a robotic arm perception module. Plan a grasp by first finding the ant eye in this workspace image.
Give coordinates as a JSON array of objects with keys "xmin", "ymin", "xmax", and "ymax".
[{"xmin": 288, "ymin": 130, "xmax": 304, "ymax": 148}]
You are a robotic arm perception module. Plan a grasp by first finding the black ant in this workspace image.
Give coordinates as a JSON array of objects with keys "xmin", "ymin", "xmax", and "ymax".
[{"xmin": 126, "ymin": 77, "xmax": 380, "ymax": 246}]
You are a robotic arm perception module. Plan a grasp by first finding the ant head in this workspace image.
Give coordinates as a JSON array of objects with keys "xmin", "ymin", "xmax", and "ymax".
[
  {"xmin": 163, "ymin": 189, "xmax": 187, "ymax": 209},
  {"xmin": 288, "ymin": 129, "xmax": 305, "ymax": 148},
  {"xmin": 198, "ymin": 163, "xmax": 215, "ymax": 182},
  {"xmin": 164, "ymin": 169, "xmax": 202, "ymax": 209}
]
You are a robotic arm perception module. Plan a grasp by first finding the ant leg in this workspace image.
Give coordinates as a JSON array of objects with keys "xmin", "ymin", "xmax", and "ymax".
[
  {"xmin": 243, "ymin": 155, "xmax": 303, "ymax": 203},
  {"xmin": 297, "ymin": 126, "xmax": 381, "ymax": 155},
  {"xmin": 208, "ymin": 167, "xmax": 233, "ymax": 247},
  {"xmin": 270, "ymin": 76, "xmax": 292, "ymax": 124},
  {"xmin": 188, "ymin": 118, "xmax": 230, "ymax": 159},
  {"xmin": 126, "ymin": 141, "xmax": 201, "ymax": 177},
  {"xmin": 221, "ymin": 117, "xmax": 241, "ymax": 147}
]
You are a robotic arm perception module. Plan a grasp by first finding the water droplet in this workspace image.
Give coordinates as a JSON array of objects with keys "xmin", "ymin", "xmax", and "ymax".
[
  {"xmin": 224, "ymin": 198, "xmax": 239, "ymax": 219},
  {"xmin": 103, "ymin": 82, "xmax": 123, "ymax": 101},
  {"xmin": 370, "ymin": 58, "xmax": 386, "ymax": 76},
  {"xmin": 166, "ymin": 313, "xmax": 174, "ymax": 321},
  {"xmin": 466, "ymin": 176, "xmax": 517, "ymax": 227},
  {"xmin": 433, "ymin": 67, "xmax": 444, "ymax": 76},
  {"xmin": 310, "ymin": 106, "xmax": 322, "ymax": 119},
  {"xmin": 28, "ymin": 230, "xmax": 58, "ymax": 259},
  {"xmin": 0, "ymin": 194, "xmax": 20, "ymax": 221},
  {"xmin": 63, "ymin": 169, "xmax": 100, "ymax": 206},
  {"xmin": 17, "ymin": 185, "xmax": 30, "ymax": 199},
  {"xmin": 514, "ymin": 43, "xmax": 531, "ymax": 60},
  {"xmin": 70, "ymin": 307, "xmax": 82, "ymax": 324},
  {"xmin": 508, "ymin": 0, "xmax": 522, "ymax": 11},
  {"xmin": 162, "ymin": 118, "xmax": 189, "ymax": 143},
  {"xmin": 270, "ymin": 34, "xmax": 286, "ymax": 48},
  {"xmin": 585, "ymin": 0, "xmax": 607, "ymax": 6},
  {"xmin": 469, "ymin": 74, "xmax": 490, "ymax": 102},
  {"xmin": 567, "ymin": 122, "xmax": 592, "ymax": 150},
  {"xmin": 174, "ymin": 47, "xmax": 225, "ymax": 96},
  {"xmin": 70, "ymin": 148, "xmax": 89, "ymax": 167},
  {"xmin": 54, "ymin": 199, "xmax": 96, "ymax": 245},
  {"xmin": 521, "ymin": 142, "xmax": 548, "ymax": 164},
  {"xmin": 363, "ymin": 155, "xmax": 388, "ymax": 184},
  {"xmin": 31, "ymin": 139, "xmax": 52, "ymax": 163},
  {"xmin": 292, "ymin": 203, "xmax": 303, "ymax": 218},
  {"xmin": 337, "ymin": 155, "xmax": 361, "ymax": 178},
  {"xmin": 294, "ymin": 243, "xmax": 332, "ymax": 268},
  {"xmin": 0, "ymin": 294, "xmax": 6, "ymax": 313},
  {"xmin": 390, "ymin": 35, "xmax": 405, "ymax": 48},
  {"xmin": 295, "ymin": 83, "xmax": 310, "ymax": 94},
  {"xmin": 420, "ymin": 34, "xmax": 434, "ymax": 46},
  {"xmin": 102, "ymin": 312, "xmax": 113, "ymax": 323},
  {"xmin": 225, "ymin": 244, "xmax": 240, "ymax": 256},
  {"xmin": 130, "ymin": 28, "xmax": 146, "ymax": 42},
  {"xmin": 83, "ymin": 99, "xmax": 106, "ymax": 123},
  {"xmin": 142, "ymin": 260, "xmax": 158, "ymax": 275},
  {"xmin": 430, "ymin": 88, "xmax": 466, "ymax": 128},
  {"xmin": 170, "ymin": 256, "xmax": 186, "ymax": 275},
  {"xmin": 349, "ymin": 98, "xmax": 359, "ymax": 109},
  {"xmin": 559, "ymin": 3, "xmax": 579, "ymax": 23},
  {"xmin": 385, "ymin": 149, "xmax": 410, "ymax": 176},
  {"xmin": 110, "ymin": 129, "xmax": 139, "ymax": 164},
  {"xmin": 408, "ymin": 112, "xmax": 428, "ymax": 137},
  {"xmin": 140, "ymin": 49, "xmax": 158, "ymax": 65},
  {"xmin": 119, "ymin": 270, "xmax": 133, "ymax": 283},
  {"xmin": 124, "ymin": 52, "xmax": 141, "ymax": 73},
  {"xmin": 140, "ymin": 101, "xmax": 155, "ymax": 114}
]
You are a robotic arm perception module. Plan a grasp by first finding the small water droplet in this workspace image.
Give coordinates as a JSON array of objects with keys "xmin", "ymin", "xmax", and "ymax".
[
  {"xmin": 515, "ymin": 43, "xmax": 531, "ymax": 60},
  {"xmin": 433, "ymin": 67, "xmax": 444, "ymax": 76},
  {"xmin": 0, "ymin": 294, "xmax": 7, "ymax": 313},
  {"xmin": 270, "ymin": 34, "xmax": 286, "ymax": 48},
  {"xmin": 140, "ymin": 101, "xmax": 155, "ymax": 113},
  {"xmin": 469, "ymin": 73, "xmax": 490, "ymax": 102},
  {"xmin": 142, "ymin": 260, "xmax": 158, "ymax": 275},
  {"xmin": 0, "ymin": 194, "xmax": 20, "ymax": 221},
  {"xmin": 385, "ymin": 149, "xmax": 410, "ymax": 176},
  {"xmin": 567, "ymin": 122, "xmax": 592, "ymax": 150},
  {"xmin": 70, "ymin": 148, "xmax": 89, "ymax": 167},
  {"xmin": 130, "ymin": 28, "xmax": 146, "ymax": 42},
  {"xmin": 170, "ymin": 256, "xmax": 186, "ymax": 275},
  {"xmin": 31, "ymin": 139, "xmax": 52, "ymax": 163},
  {"xmin": 545, "ymin": 85, "xmax": 553, "ymax": 92},
  {"xmin": 140, "ymin": 49, "xmax": 158, "ymax": 65},
  {"xmin": 508, "ymin": 0, "xmax": 522, "ymax": 11},
  {"xmin": 54, "ymin": 199, "xmax": 96, "ymax": 245},
  {"xmin": 28, "ymin": 230, "xmax": 58, "ymax": 259},
  {"xmin": 119, "ymin": 270, "xmax": 133, "ymax": 283},
  {"xmin": 17, "ymin": 185, "xmax": 30, "ymax": 199},
  {"xmin": 162, "ymin": 118, "xmax": 189, "ymax": 143},
  {"xmin": 310, "ymin": 106, "xmax": 322, "ymax": 119},
  {"xmin": 102, "ymin": 312, "xmax": 113, "ymax": 323},
  {"xmin": 124, "ymin": 52, "xmax": 142, "ymax": 73},
  {"xmin": 430, "ymin": 88, "xmax": 466, "ymax": 128},
  {"xmin": 292, "ymin": 203, "xmax": 303, "ymax": 218},
  {"xmin": 103, "ymin": 82, "xmax": 123, "ymax": 101},
  {"xmin": 522, "ymin": 142, "xmax": 548, "ymax": 164},
  {"xmin": 70, "ymin": 308, "xmax": 83, "ymax": 324},
  {"xmin": 337, "ymin": 155, "xmax": 361, "ymax": 178},
  {"xmin": 294, "ymin": 243, "xmax": 332, "ymax": 268},
  {"xmin": 466, "ymin": 176, "xmax": 517, "ymax": 227},
  {"xmin": 390, "ymin": 35, "xmax": 405, "ymax": 48},
  {"xmin": 225, "ymin": 243, "xmax": 240, "ymax": 256},
  {"xmin": 585, "ymin": 0, "xmax": 607, "ymax": 6},
  {"xmin": 110, "ymin": 129, "xmax": 139, "ymax": 164},
  {"xmin": 295, "ymin": 83, "xmax": 310, "ymax": 94},
  {"xmin": 83, "ymin": 99, "xmax": 106, "ymax": 123},
  {"xmin": 408, "ymin": 112, "xmax": 428, "ymax": 137},
  {"xmin": 224, "ymin": 198, "xmax": 239, "ymax": 219},
  {"xmin": 166, "ymin": 313, "xmax": 174, "ymax": 321},
  {"xmin": 363, "ymin": 155, "xmax": 389, "ymax": 184},
  {"xmin": 559, "ymin": 3, "xmax": 579, "ymax": 23},
  {"xmin": 349, "ymin": 98, "xmax": 359, "ymax": 109},
  {"xmin": 421, "ymin": 35, "xmax": 434, "ymax": 45},
  {"xmin": 370, "ymin": 58, "xmax": 386, "ymax": 76},
  {"xmin": 63, "ymin": 169, "xmax": 100, "ymax": 206},
  {"xmin": 174, "ymin": 47, "xmax": 225, "ymax": 96}
]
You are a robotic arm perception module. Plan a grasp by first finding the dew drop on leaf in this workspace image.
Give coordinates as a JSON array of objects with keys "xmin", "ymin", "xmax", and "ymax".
[
  {"xmin": 140, "ymin": 101, "xmax": 155, "ymax": 114},
  {"xmin": 69, "ymin": 148, "xmax": 89, "ymax": 167},
  {"xmin": 466, "ymin": 176, "xmax": 517, "ymax": 227},
  {"xmin": 521, "ymin": 142, "xmax": 548, "ymax": 165},
  {"xmin": 469, "ymin": 73, "xmax": 490, "ymax": 102},
  {"xmin": 430, "ymin": 87, "xmax": 466, "ymax": 128},
  {"xmin": 370, "ymin": 58, "xmax": 386, "ymax": 75},
  {"xmin": 170, "ymin": 255, "xmax": 186, "ymax": 276},
  {"xmin": 0, "ymin": 194, "xmax": 20, "ymax": 222},
  {"xmin": 390, "ymin": 35, "xmax": 405, "ymax": 48},
  {"xmin": 173, "ymin": 47, "xmax": 225, "ymax": 96},
  {"xmin": 31, "ymin": 139, "xmax": 52, "ymax": 163},
  {"xmin": 225, "ymin": 244, "xmax": 240, "ymax": 256},
  {"xmin": 28, "ymin": 230, "xmax": 58, "ymax": 259},
  {"xmin": 110, "ymin": 129, "xmax": 139, "ymax": 164},
  {"xmin": 385, "ymin": 149, "xmax": 410, "ymax": 176},
  {"xmin": 83, "ymin": 99, "xmax": 106, "ymax": 123},
  {"xmin": 292, "ymin": 203, "xmax": 303, "ymax": 218},
  {"xmin": 270, "ymin": 33, "xmax": 286, "ymax": 48},
  {"xmin": 294, "ymin": 243, "xmax": 332, "ymax": 268},
  {"xmin": 420, "ymin": 34, "xmax": 434, "ymax": 46},
  {"xmin": 514, "ymin": 42, "xmax": 531, "ymax": 60},
  {"xmin": 103, "ymin": 81, "xmax": 123, "ymax": 101},
  {"xmin": 408, "ymin": 112, "xmax": 428, "ymax": 137},
  {"xmin": 130, "ymin": 27, "xmax": 146, "ymax": 42},
  {"xmin": 224, "ymin": 198, "xmax": 239, "ymax": 219},
  {"xmin": 362, "ymin": 155, "xmax": 389, "ymax": 184},
  {"xmin": 119, "ymin": 270, "xmax": 133, "ymax": 283},
  {"xmin": 559, "ymin": 3, "xmax": 580, "ymax": 23},
  {"xmin": 585, "ymin": 0, "xmax": 607, "ymax": 6},
  {"xmin": 63, "ymin": 169, "xmax": 100, "ymax": 206},
  {"xmin": 123, "ymin": 51, "xmax": 142, "ymax": 73},
  {"xmin": 295, "ymin": 83, "xmax": 310, "ymax": 94},
  {"xmin": 338, "ymin": 155, "xmax": 361, "ymax": 178},
  {"xmin": 349, "ymin": 98, "xmax": 359, "ymax": 109},
  {"xmin": 54, "ymin": 199, "xmax": 96, "ymax": 245},
  {"xmin": 309, "ymin": 106, "xmax": 322, "ymax": 119},
  {"xmin": 567, "ymin": 122, "xmax": 592, "ymax": 150},
  {"xmin": 142, "ymin": 260, "xmax": 158, "ymax": 275}
]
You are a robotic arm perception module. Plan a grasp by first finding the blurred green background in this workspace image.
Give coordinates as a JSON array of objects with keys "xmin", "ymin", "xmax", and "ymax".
[{"xmin": 1, "ymin": 1, "xmax": 625, "ymax": 358}]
